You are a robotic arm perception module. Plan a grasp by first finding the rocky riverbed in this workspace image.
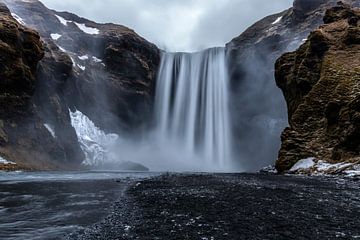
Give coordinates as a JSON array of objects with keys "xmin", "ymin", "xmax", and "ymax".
[{"xmin": 69, "ymin": 173, "xmax": 360, "ymax": 240}]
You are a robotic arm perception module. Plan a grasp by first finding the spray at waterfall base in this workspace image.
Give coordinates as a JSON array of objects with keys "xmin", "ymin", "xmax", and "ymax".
[{"xmin": 71, "ymin": 48, "xmax": 238, "ymax": 172}]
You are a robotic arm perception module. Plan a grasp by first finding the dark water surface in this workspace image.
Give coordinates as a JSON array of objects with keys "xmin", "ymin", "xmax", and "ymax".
[
  {"xmin": 0, "ymin": 171, "xmax": 157, "ymax": 240},
  {"xmin": 1, "ymin": 172, "xmax": 360, "ymax": 240}
]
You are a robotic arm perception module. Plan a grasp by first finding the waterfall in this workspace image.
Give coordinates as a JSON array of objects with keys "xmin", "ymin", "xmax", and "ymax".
[
  {"xmin": 154, "ymin": 47, "xmax": 233, "ymax": 170},
  {"xmin": 69, "ymin": 48, "xmax": 234, "ymax": 171}
]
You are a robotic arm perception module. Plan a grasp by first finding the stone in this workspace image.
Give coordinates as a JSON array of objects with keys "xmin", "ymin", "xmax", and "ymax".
[{"xmin": 275, "ymin": 4, "xmax": 360, "ymax": 172}]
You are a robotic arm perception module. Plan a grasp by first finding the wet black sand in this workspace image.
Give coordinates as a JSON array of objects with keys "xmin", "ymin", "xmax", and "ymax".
[{"xmin": 71, "ymin": 173, "xmax": 360, "ymax": 240}]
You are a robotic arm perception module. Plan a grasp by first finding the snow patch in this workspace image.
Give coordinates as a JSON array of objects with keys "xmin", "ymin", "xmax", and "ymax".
[
  {"xmin": 44, "ymin": 123, "xmax": 56, "ymax": 138},
  {"xmin": 272, "ymin": 16, "xmax": 282, "ymax": 25},
  {"xmin": 57, "ymin": 45, "xmax": 67, "ymax": 52},
  {"xmin": 54, "ymin": 15, "xmax": 100, "ymax": 35},
  {"xmin": 77, "ymin": 64, "xmax": 86, "ymax": 71},
  {"xmin": 69, "ymin": 56, "xmax": 76, "ymax": 66},
  {"xmin": 69, "ymin": 109, "xmax": 119, "ymax": 166},
  {"xmin": 0, "ymin": 156, "xmax": 15, "ymax": 165},
  {"xmin": 92, "ymin": 56, "xmax": 102, "ymax": 63},
  {"xmin": 11, "ymin": 13, "xmax": 26, "ymax": 25},
  {"xmin": 290, "ymin": 158, "xmax": 360, "ymax": 177},
  {"xmin": 55, "ymin": 14, "xmax": 71, "ymax": 26},
  {"xmin": 290, "ymin": 158, "xmax": 315, "ymax": 172},
  {"xmin": 50, "ymin": 33, "xmax": 62, "ymax": 41},
  {"xmin": 260, "ymin": 165, "xmax": 278, "ymax": 174},
  {"xmin": 74, "ymin": 22, "xmax": 100, "ymax": 35},
  {"xmin": 316, "ymin": 160, "xmax": 353, "ymax": 172},
  {"xmin": 78, "ymin": 55, "xmax": 89, "ymax": 60}
]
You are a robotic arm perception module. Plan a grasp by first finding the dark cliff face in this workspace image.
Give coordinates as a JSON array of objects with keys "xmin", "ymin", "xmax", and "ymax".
[
  {"xmin": 0, "ymin": 2, "xmax": 84, "ymax": 170},
  {"xmin": 225, "ymin": 0, "xmax": 358, "ymax": 171},
  {"xmin": 275, "ymin": 3, "xmax": 360, "ymax": 172},
  {"xmin": 0, "ymin": 0, "xmax": 160, "ymax": 170},
  {"xmin": 5, "ymin": 0, "xmax": 160, "ymax": 135}
]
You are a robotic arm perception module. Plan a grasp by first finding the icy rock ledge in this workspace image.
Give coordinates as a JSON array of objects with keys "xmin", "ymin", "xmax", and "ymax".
[
  {"xmin": 288, "ymin": 157, "xmax": 360, "ymax": 177},
  {"xmin": 69, "ymin": 109, "xmax": 119, "ymax": 167},
  {"xmin": 259, "ymin": 165, "xmax": 278, "ymax": 174},
  {"xmin": 0, "ymin": 156, "xmax": 16, "ymax": 165}
]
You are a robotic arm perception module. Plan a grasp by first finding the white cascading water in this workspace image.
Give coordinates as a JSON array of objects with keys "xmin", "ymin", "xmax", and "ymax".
[
  {"xmin": 68, "ymin": 48, "xmax": 233, "ymax": 171},
  {"xmin": 153, "ymin": 47, "xmax": 233, "ymax": 170}
]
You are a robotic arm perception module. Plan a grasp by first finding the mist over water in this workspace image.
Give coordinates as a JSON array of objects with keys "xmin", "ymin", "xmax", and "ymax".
[{"xmin": 70, "ymin": 48, "xmax": 236, "ymax": 172}]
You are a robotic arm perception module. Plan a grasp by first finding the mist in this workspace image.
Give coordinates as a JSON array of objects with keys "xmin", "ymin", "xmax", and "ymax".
[
  {"xmin": 6, "ymin": 0, "xmax": 296, "ymax": 172},
  {"xmin": 40, "ymin": 0, "xmax": 293, "ymax": 52}
]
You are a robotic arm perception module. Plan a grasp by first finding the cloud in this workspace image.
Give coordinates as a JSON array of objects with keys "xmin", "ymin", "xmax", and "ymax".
[{"xmin": 40, "ymin": 0, "xmax": 293, "ymax": 52}]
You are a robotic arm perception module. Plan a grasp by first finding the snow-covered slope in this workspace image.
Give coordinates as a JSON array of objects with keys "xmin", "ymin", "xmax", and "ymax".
[{"xmin": 70, "ymin": 110, "xmax": 119, "ymax": 166}]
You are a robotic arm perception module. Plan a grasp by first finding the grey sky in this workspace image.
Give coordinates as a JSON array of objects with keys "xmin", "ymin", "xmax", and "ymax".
[{"xmin": 40, "ymin": 0, "xmax": 293, "ymax": 52}]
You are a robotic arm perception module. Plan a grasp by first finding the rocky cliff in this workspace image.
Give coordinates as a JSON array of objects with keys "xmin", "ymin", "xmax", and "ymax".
[
  {"xmin": 0, "ymin": 2, "xmax": 84, "ymax": 170},
  {"xmin": 5, "ymin": 0, "xmax": 160, "ymax": 134},
  {"xmin": 226, "ymin": 0, "xmax": 359, "ymax": 170},
  {"xmin": 275, "ymin": 3, "xmax": 360, "ymax": 173},
  {"xmin": 0, "ymin": 0, "xmax": 160, "ymax": 170}
]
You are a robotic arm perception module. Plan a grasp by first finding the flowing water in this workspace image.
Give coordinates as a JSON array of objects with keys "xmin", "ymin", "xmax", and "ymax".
[
  {"xmin": 153, "ymin": 47, "xmax": 233, "ymax": 171},
  {"xmin": 68, "ymin": 48, "xmax": 234, "ymax": 172},
  {"xmin": 0, "ymin": 171, "xmax": 158, "ymax": 240}
]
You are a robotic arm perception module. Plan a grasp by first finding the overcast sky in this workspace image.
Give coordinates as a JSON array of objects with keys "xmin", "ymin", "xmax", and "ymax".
[{"xmin": 40, "ymin": 0, "xmax": 293, "ymax": 52}]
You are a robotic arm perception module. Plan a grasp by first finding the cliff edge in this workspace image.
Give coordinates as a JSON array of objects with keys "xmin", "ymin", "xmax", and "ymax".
[{"xmin": 275, "ymin": 2, "xmax": 360, "ymax": 173}]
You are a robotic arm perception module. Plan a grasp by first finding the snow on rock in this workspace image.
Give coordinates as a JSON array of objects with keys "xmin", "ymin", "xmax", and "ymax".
[
  {"xmin": 57, "ymin": 45, "xmax": 67, "ymax": 52},
  {"xmin": 77, "ymin": 64, "xmax": 86, "ymax": 71},
  {"xmin": 78, "ymin": 55, "xmax": 89, "ymax": 60},
  {"xmin": 289, "ymin": 157, "xmax": 360, "ymax": 177},
  {"xmin": 55, "ymin": 14, "xmax": 71, "ymax": 26},
  {"xmin": 344, "ymin": 170, "xmax": 360, "ymax": 177},
  {"xmin": 92, "ymin": 56, "xmax": 102, "ymax": 63},
  {"xmin": 11, "ymin": 13, "xmax": 26, "ymax": 25},
  {"xmin": 74, "ymin": 22, "xmax": 100, "ymax": 35},
  {"xmin": 272, "ymin": 16, "xmax": 282, "ymax": 25},
  {"xmin": 290, "ymin": 158, "xmax": 315, "ymax": 172},
  {"xmin": 55, "ymin": 46, "xmax": 77, "ymax": 67},
  {"xmin": 316, "ymin": 161, "xmax": 353, "ymax": 172},
  {"xmin": 69, "ymin": 56, "xmax": 76, "ymax": 66},
  {"xmin": 50, "ymin": 33, "xmax": 62, "ymax": 41},
  {"xmin": 0, "ymin": 156, "xmax": 16, "ymax": 165},
  {"xmin": 44, "ymin": 123, "xmax": 56, "ymax": 138},
  {"xmin": 69, "ymin": 109, "xmax": 119, "ymax": 166},
  {"xmin": 54, "ymin": 15, "xmax": 100, "ymax": 35},
  {"xmin": 260, "ymin": 165, "xmax": 278, "ymax": 174}
]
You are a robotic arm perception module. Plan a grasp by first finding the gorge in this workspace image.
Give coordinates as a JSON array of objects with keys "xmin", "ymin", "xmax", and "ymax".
[
  {"xmin": 1, "ymin": 0, "xmax": 360, "ymax": 173},
  {"xmin": 1, "ymin": 0, "xmax": 360, "ymax": 239}
]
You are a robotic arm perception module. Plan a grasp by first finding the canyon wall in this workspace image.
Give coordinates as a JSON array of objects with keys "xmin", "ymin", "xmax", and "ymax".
[
  {"xmin": 0, "ymin": 0, "xmax": 160, "ymax": 170},
  {"xmin": 275, "ymin": 3, "xmax": 360, "ymax": 172},
  {"xmin": 225, "ymin": 0, "xmax": 359, "ymax": 170}
]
